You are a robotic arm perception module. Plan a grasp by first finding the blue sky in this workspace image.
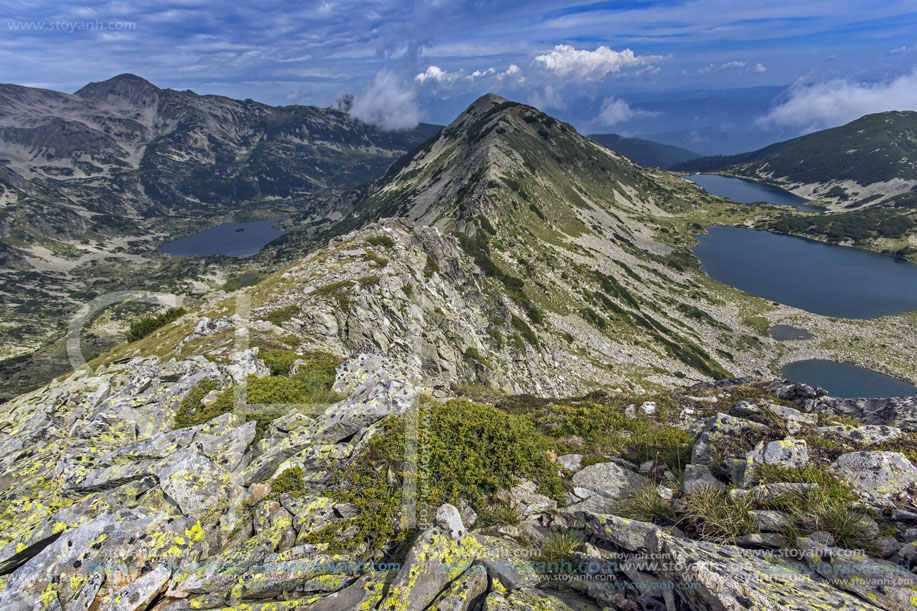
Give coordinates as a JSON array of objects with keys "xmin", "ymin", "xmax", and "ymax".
[{"xmin": 2, "ymin": 0, "xmax": 917, "ymax": 146}]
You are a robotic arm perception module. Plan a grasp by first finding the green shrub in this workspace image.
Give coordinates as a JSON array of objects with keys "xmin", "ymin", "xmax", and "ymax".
[
  {"xmin": 511, "ymin": 314, "xmax": 538, "ymax": 345},
  {"xmin": 478, "ymin": 501, "xmax": 523, "ymax": 528},
  {"xmin": 366, "ymin": 235, "xmax": 395, "ymax": 248},
  {"xmin": 260, "ymin": 349, "xmax": 299, "ymax": 376},
  {"xmin": 263, "ymin": 305, "xmax": 300, "ymax": 326},
  {"xmin": 423, "ymin": 256, "xmax": 439, "ymax": 279},
  {"xmin": 358, "ymin": 274, "xmax": 381, "ymax": 288},
  {"xmin": 325, "ymin": 399, "xmax": 564, "ymax": 553},
  {"xmin": 463, "ymin": 346, "xmax": 490, "ymax": 368},
  {"xmin": 402, "ymin": 283, "xmax": 414, "ymax": 297},
  {"xmin": 126, "ymin": 307, "xmax": 187, "ymax": 342},
  {"xmin": 270, "ymin": 466, "xmax": 310, "ymax": 498},
  {"xmin": 311, "ymin": 280, "xmax": 354, "ymax": 312},
  {"xmin": 364, "ymin": 252, "xmax": 388, "ymax": 268},
  {"xmin": 221, "ymin": 275, "xmax": 261, "ymax": 292}
]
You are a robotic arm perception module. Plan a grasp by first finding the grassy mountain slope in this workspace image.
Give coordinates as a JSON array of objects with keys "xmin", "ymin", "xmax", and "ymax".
[
  {"xmin": 0, "ymin": 74, "xmax": 439, "ymax": 399},
  {"xmin": 588, "ymin": 132, "xmax": 700, "ymax": 168},
  {"xmin": 266, "ymin": 94, "xmax": 917, "ymax": 391},
  {"xmin": 673, "ymin": 111, "xmax": 917, "ymax": 208}
]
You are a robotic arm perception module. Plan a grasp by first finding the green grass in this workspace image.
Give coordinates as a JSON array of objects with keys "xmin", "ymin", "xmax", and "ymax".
[
  {"xmin": 616, "ymin": 486, "xmax": 678, "ymax": 525},
  {"xmin": 263, "ymin": 304, "xmax": 300, "ymax": 326},
  {"xmin": 423, "ymin": 256, "xmax": 439, "ymax": 279},
  {"xmin": 683, "ymin": 486, "xmax": 755, "ymax": 544},
  {"xmin": 366, "ymin": 235, "xmax": 395, "ymax": 248},
  {"xmin": 126, "ymin": 307, "xmax": 187, "ymax": 342},
  {"xmin": 311, "ymin": 280, "xmax": 354, "ymax": 312}
]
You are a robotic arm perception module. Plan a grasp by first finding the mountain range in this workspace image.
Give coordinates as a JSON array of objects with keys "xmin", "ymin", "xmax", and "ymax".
[
  {"xmin": 588, "ymin": 133, "xmax": 700, "ymax": 168},
  {"xmin": 673, "ymin": 110, "xmax": 917, "ymax": 209},
  {"xmin": 1, "ymin": 88, "xmax": 917, "ymax": 611}
]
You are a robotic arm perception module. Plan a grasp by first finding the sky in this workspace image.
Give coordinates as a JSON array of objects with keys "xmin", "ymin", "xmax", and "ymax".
[{"xmin": 2, "ymin": 0, "xmax": 917, "ymax": 151}]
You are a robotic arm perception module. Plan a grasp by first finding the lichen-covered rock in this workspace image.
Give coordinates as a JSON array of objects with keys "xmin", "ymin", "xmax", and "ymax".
[
  {"xmin": 575, "ymin": 511, "xmax": 666, "ymax": 552},
  {"xmin": 797, "ymin": 535, "xmax": 917, "ymax": 611},
  {"xmin": 567, "ymin": 462, "xmax": 649, "ymax": 512},
  {"xmin": 832, "ymin": 451, "xmax": 917, "ymax": 507},
  {"xmin": 97, "ymin": 565, "xmax": 171, "ymax": 611},
  {"xmin": 690, "ymin": 412, "xmax": 769, "ymax": 465},
  {"xmin": 482, "ymin": 588, "xmax": 602, "ymax": 610},
  {"xmin": 473, "ymin": 536, "xmax": 542, "ymax": 591},
  {"xmin": 427, "ymin": 565, "xmax": 488, "ymax": 610},
  {"xmin": 818, "ymin": 424, "xmax": 904, "ymax": 446},
  {"xmin": 315, "ymin": 353, "xmax": 419, "ymax": 443},
  {"xmin": 378, "ymin": 503, "xmax": 481, "ymax": 611},
  {"xmin": 645, "ymin": 530, "xmax": 883, "ymax": 610},
  {"xmin": 682, "ymin": 463, "xmax": 724, "ymax": 494}
]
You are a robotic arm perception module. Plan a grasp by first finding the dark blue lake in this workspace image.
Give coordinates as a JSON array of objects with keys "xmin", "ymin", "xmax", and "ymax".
[
  {"xmin": 159, "ymin": 217, "xmax": 286, "ymax": 257},
  {"xmin": 686, "ymin": 174, "xmax": 820, "ymax": 212},
  {"xmin": 782, "ymin": 359, "xmax": 917, "ymax": 398},
  {"xmin": 693, "ymin": 227, "xmax": 917, "ymax": 319}
]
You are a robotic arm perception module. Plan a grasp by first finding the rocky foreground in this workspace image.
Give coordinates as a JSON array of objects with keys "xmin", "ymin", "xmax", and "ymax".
[{"xmin": 2, "ymin": 338, "xmax": 917, "ymax": 610}]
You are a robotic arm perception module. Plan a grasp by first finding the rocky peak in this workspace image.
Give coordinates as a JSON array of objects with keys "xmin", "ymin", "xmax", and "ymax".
[{"xmin": 73, "ymin": 73, "xmax": 163, "ymax": 107}]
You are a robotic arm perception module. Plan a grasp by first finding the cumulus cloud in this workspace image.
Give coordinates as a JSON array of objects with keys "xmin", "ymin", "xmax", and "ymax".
[
  {"xmin": 349, "ymin": 70, "xmax": 420, "ymax": 131},
  {"xmin": 415, "ymin": 64, "xmax": 524, "ymax": 88},
  {"xmin": 533, "ymin": 44, "xmax": 665, "ymax": 80},
  {"xmin": 597, "ymin": 96, "xmax": 658, "ymax": 126},
  {"xmin": 758, "ymin": 71, "xmax": 917, "ymax": 131}
]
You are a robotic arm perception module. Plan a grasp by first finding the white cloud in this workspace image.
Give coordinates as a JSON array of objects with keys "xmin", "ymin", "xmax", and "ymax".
[
  {"xmin": 415, "ymin": 64, "xmax": 524, "ymax": 88},
  {"xmin": 700, "ymin": 61, "xmax": 766, "ymax": 74},
  {"xmin": 532, "ymin": 44, "xmax": 665, "ymax": 80},
  {"xmin": 531, "ymin": 85, "xmax": 565, "ymax": 111},
  {"xmin": 758, "ymin": 71, "xmax": 917, "ymax": 131},
  {"xmin": 415, "ymin": 65, "xmax": 455, "ymax": 85},
  {"xmin": 349, "ymin": 70, "xmax": 420, "ymax": 131},
  {"xmin": 597, "ymin": 96, "xmax": 658, "ymax": 126}
]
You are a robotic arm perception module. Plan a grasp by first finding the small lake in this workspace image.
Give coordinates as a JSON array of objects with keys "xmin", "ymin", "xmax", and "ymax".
[
  {"xmin": 693, "ymin": 227, "xmax": 917, "ymax": 319},
  {"xmin": 782, "ymin": 360, "xmax": 917, "ymax": 398},
  {"xmin": 159, "ymin": 217, "xmax": 286, "ymax": 257},
  {"xmin": 685, "ymin": 174, "xmax": 821, "ymax": 212}
]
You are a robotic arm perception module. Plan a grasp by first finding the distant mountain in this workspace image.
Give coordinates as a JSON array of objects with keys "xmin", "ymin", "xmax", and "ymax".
[
  {"xmin": 0, "ymin": 74, "xmax": 440, "ymax": 398},
  {"xmin": 673, "ymin": 111, "xmax": 917, "ymax": 209},
  {"xmin": 588, "ymin": 133, "xmax": 700, "ymax": 168}
]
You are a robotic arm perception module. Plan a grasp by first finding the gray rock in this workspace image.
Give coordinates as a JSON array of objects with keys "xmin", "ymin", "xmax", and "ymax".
[
  {"xmin": 749, "ymin": 510, "xmax": 791, "ymax": 532},
  {"xmin": 568, "ymin": 462, "xmax": 650, "ymax": 511},
  {"xmin": 378, "ymin": 503, "xmax": 479, "ymax": 611},
  {"xmin": 496, "ymin": 479, "xmax": 557, "ymax": 517},
  {"xmin": 817, "ymin": 424, "xmax": 903, "ymax": 446},
  {"xmin": 436, "ymin": 503, "xmax": 467, "ymax": 540},
  {"xmin": 798, "ymin": 536, "xmax": 917, "ymax": 610},
  {"xmin": 817, "ymin": 395, "xmax": 917, "ymax": 431},
  {"xmin": 744, "ymin": 438, "xmax": 809, "ymax": 485},
  {"xmin": 427, "ymin": 565, "xmax": 488, "ymax": 611},
  {"xmin": 832, "ymin": 451, "xmax": 917, "ymax": 507},
  {"xmin": 646, "ymin": 530, "xmax": 882, "ymax": 611},
  {"xmin": 690, "ymin": 412, "xmax": 769, "ymax": 465},
  {"xmin": 683, "ymin": 463, "xmax": 724, "ymax": 495},
  {"xmin": 557, "ymin": 454, "xmax": 583, "ymax": 473},
  {"xmin": 225, "ymin": 348, "xmax": 270, "ymax": 383},
  {"xmin": 97, "ymin": 565, "xmax": 171, "ymax": 611},
  {"xmin": 474, "ymin": 535, "xmax": 542, "ymax": 591},
  {"xmin": 577, "ymin": 511, "xmax": 665, "ymax": 552}
]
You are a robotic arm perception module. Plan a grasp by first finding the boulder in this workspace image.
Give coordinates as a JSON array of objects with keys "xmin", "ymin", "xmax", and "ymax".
[
  {"xmin": 798, "ymin": 535, "xmax": 917, "ymax": 611},
  {"xmin": 690, "ymin": 413, "xmax": 769, "ymax": 465},
  {"xmin": 378, "ymin": 504, "xmax": 481, "ymax": 611},
  {"xmin": 682, "ymin": 464, "xmax": 724, "ymax": 495},
  {"xmin": 832, "ymin": 451, "xmax": 917, "ymax": 507},
  {"xmin": 817, "ymin": 424, "xmax": 903, "ymax": 446},
  {"xmin": 427, "ymin": 565, "xmax": 488, "ymax": 610},
  {"xmin": 97, "ymin": 565, "xmax": 171, "ymax": 611},
  {"xmin": 645, "ymin": 530, "xmax": 883, "ymax": 610},
  {"xmin": 568, "ymin": 462, "xmax": 650, "ymax": 512}
]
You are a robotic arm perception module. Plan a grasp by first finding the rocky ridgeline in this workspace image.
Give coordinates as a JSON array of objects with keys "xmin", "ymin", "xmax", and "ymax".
[{"xmin": 1, "ymin": 335, "xmax": 917, "ymax": 610}]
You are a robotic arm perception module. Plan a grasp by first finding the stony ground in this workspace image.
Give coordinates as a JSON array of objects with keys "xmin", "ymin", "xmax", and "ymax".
[{"xmin": 1, "ymin": 322, "xmax": 916, "ymax": 609}]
